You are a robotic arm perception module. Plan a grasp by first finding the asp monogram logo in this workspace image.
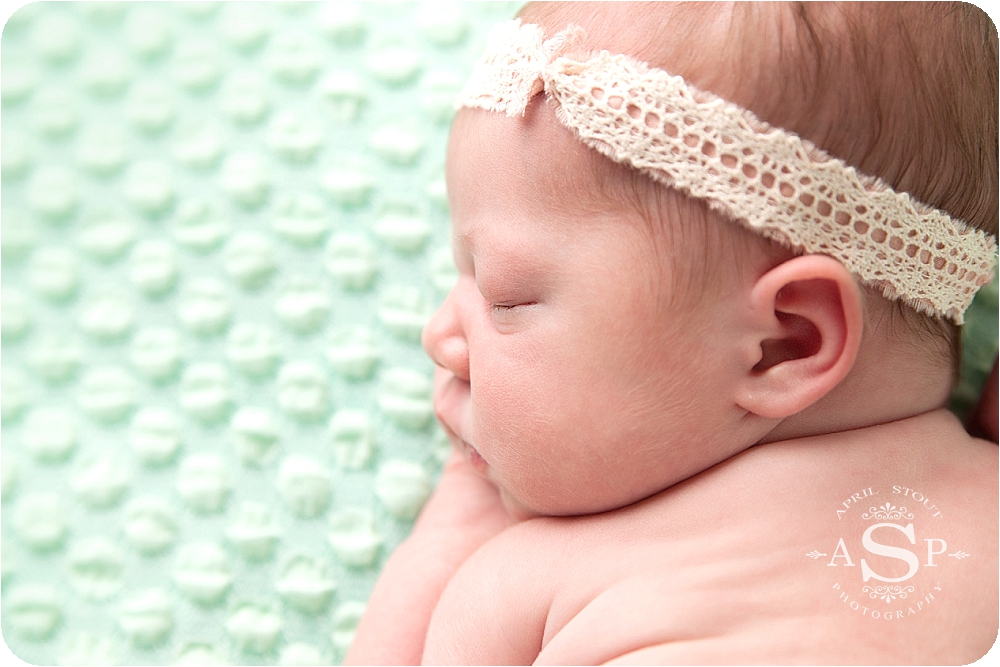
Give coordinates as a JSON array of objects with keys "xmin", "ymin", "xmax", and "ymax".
[{"xmin": 807, "ymin": 485, "xmax": 970, "ymax": 621}]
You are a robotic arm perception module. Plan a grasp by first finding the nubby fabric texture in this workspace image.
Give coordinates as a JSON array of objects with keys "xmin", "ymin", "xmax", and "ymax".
[{"xmin": 0, "ymin": 3, "xmax": 518, "ymax": 665}]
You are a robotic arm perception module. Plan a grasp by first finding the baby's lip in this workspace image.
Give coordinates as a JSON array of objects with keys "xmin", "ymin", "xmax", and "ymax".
[
  {"xmin": 437, "ymin": 420, "xmax": 489, "ymax": 476},
  {"xmin": 462, "ymin": 439, "xmax": 489, "ymax": 475},
  {"xmin": 431, "ymin": 376, "xmax": 487, "ymax": 474},
  {"xmin": 432, "ymin": 373, "xmax": 468, "ymax": 429},
  {"xmin": 435, "ymin": 413, "xmax": 465, "ymax": 444}
]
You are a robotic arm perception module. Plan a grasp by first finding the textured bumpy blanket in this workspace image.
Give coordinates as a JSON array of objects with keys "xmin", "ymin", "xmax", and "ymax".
[{"xmin": 0, "ymin": 3, "xmax": 995, "ymax": 665}]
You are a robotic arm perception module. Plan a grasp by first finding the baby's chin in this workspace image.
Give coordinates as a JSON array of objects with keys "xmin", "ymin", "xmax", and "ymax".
[{"xmin": 500, "ymin": 488, "xmax": 544, "ymax": 523}]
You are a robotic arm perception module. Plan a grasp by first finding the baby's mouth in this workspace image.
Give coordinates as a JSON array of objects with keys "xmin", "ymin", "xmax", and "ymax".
[
  {"xmin": 463, "ymin": 440, "xmax": 489, "ymax": 475},
  {"xmin": 438, "ymin": 419, "xmax": 490, "ymax": 475}
]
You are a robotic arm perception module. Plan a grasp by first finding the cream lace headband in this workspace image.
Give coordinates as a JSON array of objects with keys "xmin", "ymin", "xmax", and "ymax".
[{"xmin": 456, "ymin": 20, "xmax": 996, "ymax": 324}]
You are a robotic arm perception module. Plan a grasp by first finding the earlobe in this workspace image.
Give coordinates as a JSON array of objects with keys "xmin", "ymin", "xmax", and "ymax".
[{"xmin": 736, "ymin": 255, "xmax": 864, "ymax": 419}]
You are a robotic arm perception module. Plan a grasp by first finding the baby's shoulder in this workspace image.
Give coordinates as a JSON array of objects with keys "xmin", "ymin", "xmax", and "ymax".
[{"xmin": 425, "ymin": 411, "xmax": 998, "ymax": 664}]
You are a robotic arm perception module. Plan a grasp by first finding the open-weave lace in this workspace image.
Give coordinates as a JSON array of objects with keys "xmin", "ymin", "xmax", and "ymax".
[{"xmin": 456, "ymin": 19, "xmax": 997, "ymax": 324}]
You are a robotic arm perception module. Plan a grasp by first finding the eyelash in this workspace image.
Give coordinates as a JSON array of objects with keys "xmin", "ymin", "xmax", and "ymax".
[{"xmin": 489, "ymin": 301, "xmax": 537, "ymax": 319}]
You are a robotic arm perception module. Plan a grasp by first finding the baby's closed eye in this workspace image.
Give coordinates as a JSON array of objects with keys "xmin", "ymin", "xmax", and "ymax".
[
  {"xmin": 488, "ymin": 300, "xmax": 537, "ymax": 315},
  {"xmin": 487, "ymin": 300, "xmax": 538, "ymax": 330},
  {"xmin": 490, "ymin": 302, "xmax": 529, "ymax": 312}
]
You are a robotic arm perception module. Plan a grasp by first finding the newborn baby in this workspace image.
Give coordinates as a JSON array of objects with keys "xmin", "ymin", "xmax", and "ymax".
[{"xmin": 347, "ymin": 3, "xmax": 998, "ymax": 664}]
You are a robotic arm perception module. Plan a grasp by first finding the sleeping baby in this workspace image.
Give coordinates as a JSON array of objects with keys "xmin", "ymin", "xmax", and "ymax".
[{"xmin": 346, "ymin": 2, "xmax": 999, "ymax": 664}]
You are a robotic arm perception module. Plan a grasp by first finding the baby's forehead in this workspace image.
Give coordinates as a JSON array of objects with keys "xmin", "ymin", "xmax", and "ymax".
[
  {"xmin": 447, "ymin": 104, "xmax": 636, "ymax": 221},
  {"xmin": 445, "ymin": 106, "xmax": 688, "ymax": 279}
]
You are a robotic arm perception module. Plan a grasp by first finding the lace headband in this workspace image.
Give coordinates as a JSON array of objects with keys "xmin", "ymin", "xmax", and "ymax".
[{"xmin": 455, "ymin": 19, "xmax": 996, "ymax": 324}]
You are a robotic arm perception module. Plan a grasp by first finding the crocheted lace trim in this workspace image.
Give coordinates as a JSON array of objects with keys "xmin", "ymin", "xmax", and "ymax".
[{"xmin": 456, "ymin": 19, "xmax": 997, "ymax": 324}]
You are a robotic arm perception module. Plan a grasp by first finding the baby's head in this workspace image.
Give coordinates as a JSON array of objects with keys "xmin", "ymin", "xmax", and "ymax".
[{"xmin": 423, "ymin": 2, "xmax": 997, "ymax": 518}]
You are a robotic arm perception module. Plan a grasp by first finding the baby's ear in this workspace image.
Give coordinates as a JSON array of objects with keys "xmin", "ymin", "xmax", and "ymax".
[{"xmin": 734, "ymin": 255, "xmax": 863, "ymax": 419}]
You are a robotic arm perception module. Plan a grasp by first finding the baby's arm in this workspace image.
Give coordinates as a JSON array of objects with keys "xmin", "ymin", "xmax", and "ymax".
[
  {"xmin": 343, "ymin": 450, "xmax": 514, "ymax": 665},
  {"xmin": 422, "ymin": 520, "xmax": 554, "ymax": 665}
]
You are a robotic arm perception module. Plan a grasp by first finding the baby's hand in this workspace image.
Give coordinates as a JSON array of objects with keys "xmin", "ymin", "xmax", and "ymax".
[
  {"xmin": 412, "ymin": 449, "xmax": 515, "ymax": 538},
  {"xmin": 343, "ymin": 451, "xmax": 514, "ymax": 665}
]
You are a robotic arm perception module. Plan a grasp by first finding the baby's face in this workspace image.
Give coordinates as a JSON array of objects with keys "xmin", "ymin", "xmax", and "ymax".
[{"xmin": 423, "ymin": 104, "xmax": 746, "ymax": 518}]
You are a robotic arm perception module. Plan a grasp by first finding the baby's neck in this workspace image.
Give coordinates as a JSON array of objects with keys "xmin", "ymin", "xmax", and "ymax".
[{"xmin": 761, "ymin": 329, "xmax": 954, "ymax": 444}]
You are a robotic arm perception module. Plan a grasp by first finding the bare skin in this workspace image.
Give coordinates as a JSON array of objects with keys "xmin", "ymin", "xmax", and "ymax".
[{"xmin": 423, "ymin": 410, "xmax": 998, "ymax": 665}]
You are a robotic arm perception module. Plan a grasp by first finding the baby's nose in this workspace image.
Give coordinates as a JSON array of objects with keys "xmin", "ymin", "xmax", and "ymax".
[{"xmin": 422, "ymin": 295, "xmax": 470, "ymax": 381}]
